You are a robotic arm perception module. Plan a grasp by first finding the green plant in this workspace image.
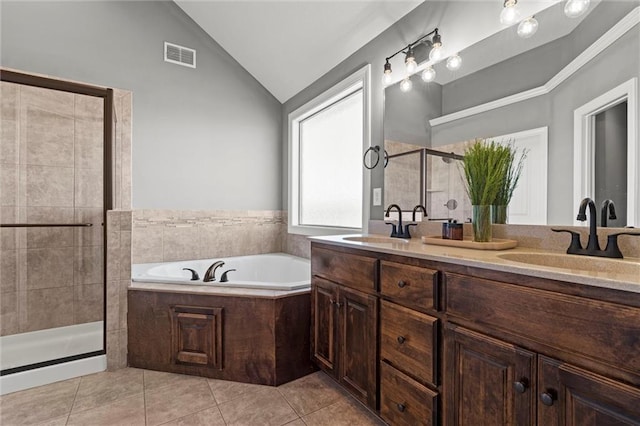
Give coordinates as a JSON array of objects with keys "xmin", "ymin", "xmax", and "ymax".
[
  {"xmin": 494, "ymin": 140, "xmax": 527, "ymax": 206},
  {"xmin": 461, "ymin": 139, "xmax": 513, "ymax": 205}
]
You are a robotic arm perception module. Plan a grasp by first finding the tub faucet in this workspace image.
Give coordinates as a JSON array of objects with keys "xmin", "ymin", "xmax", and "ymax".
[
  {"xmin": 600, "ymin": 199, "xmax": 617, "ymax": 227},
  {"xmin": 203, "ymin": 261, "xmax": 225, "ymax": 282}
]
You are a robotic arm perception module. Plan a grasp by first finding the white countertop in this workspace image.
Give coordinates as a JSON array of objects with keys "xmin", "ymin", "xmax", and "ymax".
[{"xmin": 310, "ymin": 234, "xmax": 640, "ymax": 294}]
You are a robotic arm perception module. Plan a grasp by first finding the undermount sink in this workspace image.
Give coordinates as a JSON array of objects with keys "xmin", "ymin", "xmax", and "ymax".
[
  {"xmin": 497, "ymin": 252, "xmax": 640, "ymax": 276},
  {"xmin": 342, "ymin": 235, "xmax": 410, "ymax": 244}
]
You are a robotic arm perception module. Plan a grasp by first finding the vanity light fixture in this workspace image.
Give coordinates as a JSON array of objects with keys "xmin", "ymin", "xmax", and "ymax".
[
  {"xmin": 500, "ymin": 0, "xmax": 522, "ymax": 25},
  {"xmin": 517, "ymin": 16, "xmax": 539, "ymax": 38},
  {"xmin": 422, "ymin": 66, "xmax": 436, "ymax": 82},
  {"xmin": 446, "ymin": 54, "xmax": 462, "ymax": 71},
  {"xmin": 400, "ymin": 77, "xmax": 413, "ymax": 92},
  {"xmin": 564, "ymin": 0, "xmax": 590, "ymax": 18},
  {"xmin": 383, "ymin": 27, "xmax": 450, "ymax": 86}
]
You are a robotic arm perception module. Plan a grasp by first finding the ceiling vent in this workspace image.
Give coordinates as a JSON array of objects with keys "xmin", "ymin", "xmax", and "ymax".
[{"xmin": 164, "ymin": 42, "xmax": 196, "ymax": 68}]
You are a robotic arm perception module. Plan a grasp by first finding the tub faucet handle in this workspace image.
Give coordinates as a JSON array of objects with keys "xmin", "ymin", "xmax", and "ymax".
[
  {"xmin": 220, "ymin": 269, "xmax": 236, "ymax": 283},
  {"xmin": 182, "ymin": 268, "xmax": 200, "ymax": 281}
]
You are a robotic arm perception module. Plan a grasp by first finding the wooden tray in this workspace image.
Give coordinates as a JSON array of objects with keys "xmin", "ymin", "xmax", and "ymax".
[{"xmin": 421, "ymin": 235, "xmax": 518, "ymax": 250}]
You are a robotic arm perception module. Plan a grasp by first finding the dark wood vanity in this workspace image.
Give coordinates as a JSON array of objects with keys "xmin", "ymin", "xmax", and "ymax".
[{"xmin": 310, "ymin": 241, "xmax": 640, "ymax": 425}]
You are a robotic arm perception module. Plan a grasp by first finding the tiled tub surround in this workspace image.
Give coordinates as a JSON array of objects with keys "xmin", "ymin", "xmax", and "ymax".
[
  {"xmin": 105, "ymin": 210, "xmax": 132, "ymax": 370},
  {"xmin": 132, "ymin": 210, "xmax": 287, "ymax": 264}
]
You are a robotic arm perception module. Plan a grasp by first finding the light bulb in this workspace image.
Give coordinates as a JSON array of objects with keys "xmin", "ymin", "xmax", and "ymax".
[
  {"xmin": 400, "ymin": 77, "xmax": 412, "ymax": 92},
  {"xmin": 382, "ymin": 60, "xmax": 393, "ymax": 85},
  {"xmin": 429, "ymin": 45, "xmax": 443, "ymax": 62},
  {"xmin": 405, "ymin": 58, "xmax": 417, "ymax": 73},
  {"xmin": 500, "ymin": 0, "xmax": 521, "ymax": 25},
  {"xmin": 422, "ymin": 66, "xmax": 436, "ymax": 82},
  {"xmin": 564, "ymin": 0, "xmax": 590, "ymax": 18},
  {"xmin": 517, "ymin": 16, "xmax": 538, "ymax": 38},
  {"xmin": 382, "ymin": 72, "xmax": 393, "ymax": 86},
  {"xmin": 446, "ymin": 54, "xmax": 462, "ymax": 71},
  {"xmin": 405, "ymin": 47, "xmax": 416, "ymax": 73}
]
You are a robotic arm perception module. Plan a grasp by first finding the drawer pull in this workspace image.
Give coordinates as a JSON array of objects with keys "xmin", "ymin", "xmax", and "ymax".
[
  {"xmin": 397, "ymin": 280, "xmax": 406, "ymax": 288},
  {"xmin": 514, "ymin": 379, "xmax": 528, "ymax": 394},
  {"xmin": 396, "ymin": 403, "xmax": 406, "ymax": 412},
  {"xmin": 540, "ymin": 391, "xmax": 556, "ymax": 406},
  {"xmin": 329, "ymin": 300, "xmax": 342, "ymax": 308},
  {"xmin": 397, "ymin": 335, "xmax": 406, "ymax": 344}
]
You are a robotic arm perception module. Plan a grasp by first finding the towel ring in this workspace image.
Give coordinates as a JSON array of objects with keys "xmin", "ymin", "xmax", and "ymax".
[{"xmin": 363, "ymin": 146, "xmax": 389, "ymax": 169}]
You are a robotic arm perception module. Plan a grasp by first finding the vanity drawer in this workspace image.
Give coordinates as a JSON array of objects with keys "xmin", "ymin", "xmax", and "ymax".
[
  {"xmin": 380, "ymin": 361, "xmax": 438, "ymax": 426},
  {"xmin": 380, "ymin": 260, "xmax": 438, "ymax": 311},
  {"xmin": 444, "ymin": 272, "xmax": 640, "ymax": 375},
  {"xmin": 311, "ymin": 246, "xmax": 377, "ymax": 293},
  {"xmin": 381, "ymin": 300, "xmax": 438, "ymax": 385}
]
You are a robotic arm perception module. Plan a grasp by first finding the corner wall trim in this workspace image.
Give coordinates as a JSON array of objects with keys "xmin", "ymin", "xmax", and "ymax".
[{"xmin": 430, "ymin": 6, "xmax": 640, "ymax": 127}]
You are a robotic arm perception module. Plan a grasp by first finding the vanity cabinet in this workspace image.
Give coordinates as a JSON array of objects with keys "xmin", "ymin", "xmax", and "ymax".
[
  {"xmin": 444, "ymin": 324, "xmax": 536, "ymax": 425},
  {"xmin": 309, "ymin": 241, "xmax": 640, "ymax": 425},
  {"xmin": 310, "ymin": 246, "xmax": 378, "ymax": 409}
]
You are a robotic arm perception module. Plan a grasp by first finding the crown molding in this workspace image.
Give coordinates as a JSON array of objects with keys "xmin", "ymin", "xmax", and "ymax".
[{"xmin": 430, "ymin": 6, "xmax": 639, "ymax": 127}]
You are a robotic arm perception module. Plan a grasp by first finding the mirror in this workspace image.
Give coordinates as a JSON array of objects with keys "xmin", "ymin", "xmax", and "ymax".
[{"xmin": 383, "ymin": 1, "xmax": 639, "ymax": 227}]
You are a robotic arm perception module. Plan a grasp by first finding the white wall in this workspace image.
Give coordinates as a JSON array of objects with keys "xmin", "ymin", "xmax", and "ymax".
[{"xmin": 1, "ymin": 1, "xmax": 282, "ymax": 210}]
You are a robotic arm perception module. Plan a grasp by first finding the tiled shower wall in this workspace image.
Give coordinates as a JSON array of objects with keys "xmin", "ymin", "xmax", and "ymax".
[{"xmin": 0, "ymin": 82, "xmax": 105, "ymax": 337}]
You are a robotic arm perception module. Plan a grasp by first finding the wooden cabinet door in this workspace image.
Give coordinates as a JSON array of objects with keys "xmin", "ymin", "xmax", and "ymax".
[
  {"xmin": 538, "ymin": 356, "xmax": 640, "ymax": 426},
  {"xmin": 339, "ymin": 286, "xmax": 378, "ymax": 410},
  {"xmin": 170, "ymin": 305, "xmax": 223, "ymax": 369},
  {"xmin": 311, "ymin": 277, "xmax": 338, "ymax": 376},
  {"xmin": 444, "ymin": 324, "xmax": 536, "ymax": 426}
]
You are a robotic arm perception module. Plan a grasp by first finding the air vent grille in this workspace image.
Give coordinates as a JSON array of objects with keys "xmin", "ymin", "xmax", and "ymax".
[{"xmin": 164, "ymin": 42, "xmax": 196, "ymax": 68}]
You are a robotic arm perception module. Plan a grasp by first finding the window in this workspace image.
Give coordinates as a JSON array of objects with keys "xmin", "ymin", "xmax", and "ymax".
[{"xmin": 288, "ymin": 65, "xmax": 371, "ymax": 235}]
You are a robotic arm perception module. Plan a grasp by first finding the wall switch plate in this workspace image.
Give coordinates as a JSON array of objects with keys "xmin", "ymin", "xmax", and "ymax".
[{"xmin": 373, "ymin": 188, "xmax": 382, "ymax": 206}]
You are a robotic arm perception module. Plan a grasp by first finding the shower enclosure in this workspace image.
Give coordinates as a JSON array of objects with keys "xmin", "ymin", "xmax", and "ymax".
[
  {"xmin": 384, "ymin": 140, "xmax": 467, "ymax": 223},
  {"xmin": 0, "ymin": 70, "xmax": 112, "ymax": 393}
]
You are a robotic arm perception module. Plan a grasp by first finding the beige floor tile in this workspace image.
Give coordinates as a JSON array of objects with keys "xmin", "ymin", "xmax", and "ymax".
[
  {"xmin": 302, "ymin": 397, "xmax": 384, "ymax": 426},
  {"xmin": 283, "ymin": 419, "xmax": 306, "ymax": 426},
  {"xmin": 0, "ymin": 378, "xmax": 79, "ymax": 425},
  {"xmin": 145, "ymin": 378, "xmax": 216, "ymax": 426},
  {"xmin": 208, "ymin": 377, "xmax": 271, "ymax": 404},
  {"xmin": 143, "ymin": 369, "xmax": 208, "ymax": 392},
  {"xmin": 72, "ymin": 368, "xmax": 143, "ymax": 413},
  {"xmin": 67, "ymin": 393, "xmax": 145, "ymax": 426},
  {"xmin": 218, "ymin": 387, "xmax": 298, "ymax": 426},
  {"xmin": 159, "ymin": 406, "xmax": 226, "ymax": 426},
  {"xmin": 278, "ymin": 371, "xmax": 347, "ymax": 416}
]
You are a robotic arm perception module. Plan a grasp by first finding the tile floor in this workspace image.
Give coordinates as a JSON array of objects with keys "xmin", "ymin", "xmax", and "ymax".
[{"xmin": 0, "ymin": 368, "xmax": 386, "ymax": 426}]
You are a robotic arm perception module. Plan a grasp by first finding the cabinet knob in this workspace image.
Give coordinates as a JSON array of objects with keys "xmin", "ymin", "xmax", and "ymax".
[
  {"xmin": 397, "ymin": 336, "xmax": 406, "ymax": 344},
  {"xmin": 540, "ymin": 391, "xmax": 556, "ymax": 406},
  {"xmin": 396, "ymin": 403, "xmax": 406, "ymax": 412},
  {"xmin": 397, "ymin": 280, "xmax": 406, "ymax": 288},
  {"xmin": 513, "ymin": 379, "xmax": 528, "ymax": 394}
]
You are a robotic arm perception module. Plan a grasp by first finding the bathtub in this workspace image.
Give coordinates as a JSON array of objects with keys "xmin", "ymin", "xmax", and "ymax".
[
  {"xmin": 132, "ymin": 253, "xmax": 310, "ymax": 291},
  {"xmin": 0, "ymin": 321, "xmax": 106, "ymax": 395}
]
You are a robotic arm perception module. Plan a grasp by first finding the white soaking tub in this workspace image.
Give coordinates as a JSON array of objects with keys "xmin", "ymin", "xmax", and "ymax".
[{"xmin": 132, "ymin": 253, "xmax": 310, "ymax": 291}]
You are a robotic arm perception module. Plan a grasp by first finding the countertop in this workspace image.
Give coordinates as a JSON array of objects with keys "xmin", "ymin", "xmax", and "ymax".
[{"xmin": 310, "ymin": 234, "xmax": 640, "ymax": 294}]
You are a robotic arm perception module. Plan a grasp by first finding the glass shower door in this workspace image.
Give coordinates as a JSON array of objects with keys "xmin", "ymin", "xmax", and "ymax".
[{"xmin": 0, "ymin": 75, "xmax": 108, "ymax": 375}]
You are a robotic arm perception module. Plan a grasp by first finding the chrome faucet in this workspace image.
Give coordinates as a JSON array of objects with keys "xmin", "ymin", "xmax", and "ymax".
[
  {"xmin": 552, "ymin": 197, "xmax": 640, "ymax": 258},
  {"xmin": 203, "ymin": 261, "xmax": 225, "ymax": 282},
  {"xmin": 600, "ymin": 199, "xmax": 617, "ymax": 227}
]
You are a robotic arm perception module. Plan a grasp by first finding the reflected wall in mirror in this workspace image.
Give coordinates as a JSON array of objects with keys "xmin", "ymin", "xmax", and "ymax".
[{"xmin": 383, "ymin": 1, "xmax": 639, "ymax": 227}]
